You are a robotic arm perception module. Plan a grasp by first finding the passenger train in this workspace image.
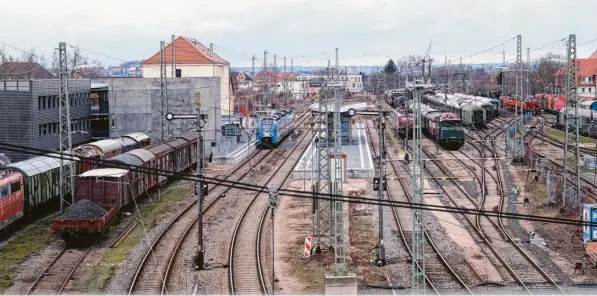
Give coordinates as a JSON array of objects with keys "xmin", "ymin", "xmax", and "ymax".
[{"xmin": 256, "ymin": 109, "xmax": 295, "ymax": 148}]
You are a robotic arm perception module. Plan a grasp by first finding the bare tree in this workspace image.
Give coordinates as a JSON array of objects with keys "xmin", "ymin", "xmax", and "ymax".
[{"xmin": 531, "ymin": 53, "xmax": 565, "ymax": 94}]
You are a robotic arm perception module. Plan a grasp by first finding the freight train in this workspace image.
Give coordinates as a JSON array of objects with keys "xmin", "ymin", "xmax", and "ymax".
[
  {"xmin": 256, "ymin": 109, "xmax": 295, "ymax": 148},
  {"xmin": 406, "ymin": 100, "xmax": 465, "ymax": 149},
  {"xmin": 52, "ymin": 134, "xmax": 198, "ymax": 240},
  {"xmin": 0, "ymin": 133, "xmax": 150, "ymax": 231},
  {"xmin": 422, "ymin": 94, "xmax": 487, "ymax": 128}
]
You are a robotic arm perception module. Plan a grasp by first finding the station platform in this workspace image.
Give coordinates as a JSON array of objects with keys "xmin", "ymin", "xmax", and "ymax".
[
  {"xmin": 212, "ymin": 137, "xmax": 257, "ymax": 165},
  {"xmin": 293, "ymin": 122, "xmax": 375, "ymax": 179}
]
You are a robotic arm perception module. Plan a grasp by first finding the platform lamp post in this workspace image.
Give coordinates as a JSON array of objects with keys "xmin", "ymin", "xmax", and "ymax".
[{"xmin": 165, "ymin": 96, "xmax": 206, "ymax": 269}]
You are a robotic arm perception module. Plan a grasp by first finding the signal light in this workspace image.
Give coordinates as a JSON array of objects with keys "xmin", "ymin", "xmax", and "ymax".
[
  {"xmin": 373, "ymin": 177, "xmax": 380, "ymax": 191},
  {"xmin": 497, "ymin": 71, "xmax": 503, "ymax": 85}
]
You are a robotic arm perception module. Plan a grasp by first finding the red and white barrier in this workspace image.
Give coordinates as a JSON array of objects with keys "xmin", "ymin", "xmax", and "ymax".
[{"xmin": 303, "ymin": 235, "xmax": 312, "ymax": 259}]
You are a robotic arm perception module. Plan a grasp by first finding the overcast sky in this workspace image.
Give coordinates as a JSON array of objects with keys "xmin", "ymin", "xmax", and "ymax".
[{"xmin": 1, "ymin": 0, "xmax": 596, "ymax": 68}]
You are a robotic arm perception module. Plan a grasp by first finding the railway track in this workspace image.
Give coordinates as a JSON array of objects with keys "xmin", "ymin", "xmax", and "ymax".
[
  {"xmin": 128, "ymin": 112, "xmax": 312, "ymax": 295},
  {"xmin": 382, "ymin": 108, "xmax": 564, "ymax": 294},
  {"xmin": 26, "ymin": 246, "xmax": 92, "ymax": 295},
  {"xmin": 365, "ymin": 119, "xmax": 472, "ymax": 295},
  {"xmin": 462, "ymin": 124, "xmax": 565, "ymax": 294},
  {"xmin": 227, "ymin": 115, "xmax": 314, "ymax": 295}
]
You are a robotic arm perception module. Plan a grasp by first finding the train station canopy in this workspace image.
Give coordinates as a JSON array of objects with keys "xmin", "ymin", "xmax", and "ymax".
[{"xmin": 308, "ymin": 102, "xmax": 368, "ymax": 114}]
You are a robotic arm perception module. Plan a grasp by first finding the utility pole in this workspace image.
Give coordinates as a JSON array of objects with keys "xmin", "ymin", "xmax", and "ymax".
[
  {"xmin": 252, "ymin": 55, "xmax": 256, "ymax": 80},
  {"xmin": 527, "ymin": 47, "xmax": 530, "ymax": 97},
  {"xmin": 284, "ymin": 56, "xmax": 287, "ymax": 108},
  {"xmin": 58, "ymin": 42, "xmax": 74, "ymax": 213},
  {"xmin": 164, "ymin": 92, "xmax": 205, "ymax": 269},
  {"xmin": 291, "ymin": 58, "xmax": 294, "ymax": 74},
  {"xmin": 562, "ymin": 34, "xmax": 580, "ymax": 209},
  {"xmin": 335, "ymin": 48, "xmax": 339, "ymax": 79},
  {"xmin": 160, "ymin": 41, "xmax": 168, "ymax": 141},
  {"xmin": 172, "ymin": 35, "xmax": 176, "ymax": 77},
  {"xmin": 502, "ymin": 51, "xmax": 506, "ymax": 96},
  {"xmin": 411, "ymin": 86, "xmax": 425, "ymax": 294},
  {"xmin": 274, "ymin": 54, "xmax": 278, "ymax": 108},
  {"xmin": 513, "ymin": 34, "xmax": 525, "ymax": 163},
  {"xmin": 268, "ymin": 187, "xmax": 279, "ymax": 293},
  {"xmin": 264, "ymin": 50, "xmax": 269, "ymax": 110},
  {"xmin": 376, "ymin": 91, "xmax": 386, "ymax": 265}
]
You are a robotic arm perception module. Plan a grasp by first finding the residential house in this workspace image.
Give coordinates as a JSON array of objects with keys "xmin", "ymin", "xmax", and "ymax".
[
  {"xmin": 555, "ymin": 50, "xmax": 597, "ymax": 98},
  {"xmin": 142, "ymin": 36, "xmax": 232, "ymax": 114}
]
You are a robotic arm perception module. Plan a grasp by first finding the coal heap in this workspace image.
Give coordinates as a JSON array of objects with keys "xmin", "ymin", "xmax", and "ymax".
[{"xmin": 60, "ymin": 199, "xmax": 107, "ymax": 219}]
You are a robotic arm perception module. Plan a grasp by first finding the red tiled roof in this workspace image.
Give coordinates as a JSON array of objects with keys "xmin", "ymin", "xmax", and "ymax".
[
  {"xmin": 555, "ymin": 58, "xmax": 597, "ymax": 77},
  {"xmin": 142, "ymin": 36, "xmax": 229, "ymax": 65}
]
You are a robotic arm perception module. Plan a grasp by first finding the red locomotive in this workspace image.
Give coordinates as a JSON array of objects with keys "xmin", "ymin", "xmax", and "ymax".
[
  {"xmin": 501, "ymin": 96, "xmax": 540, "ymax": 113},
  {"xmin": 0, "ymin": 171, "xmax": 24, "ymax": 231}
]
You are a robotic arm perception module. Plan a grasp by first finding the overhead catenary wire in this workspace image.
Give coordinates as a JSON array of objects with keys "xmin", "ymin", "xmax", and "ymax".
[{"xmin": 0, "ymin": 141, "xmax": 594, "ymax": 228}]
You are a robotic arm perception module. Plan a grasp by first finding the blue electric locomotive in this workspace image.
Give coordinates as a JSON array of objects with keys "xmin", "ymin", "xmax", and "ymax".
[{"xmin": 256, "ymin": 109, "xmax": 295, "ymax": 148}]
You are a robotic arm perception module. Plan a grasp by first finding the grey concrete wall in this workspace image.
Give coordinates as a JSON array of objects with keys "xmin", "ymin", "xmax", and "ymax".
[{"xmin": 100, "ymin": 77, "xmax": 221, "ymax": 156}]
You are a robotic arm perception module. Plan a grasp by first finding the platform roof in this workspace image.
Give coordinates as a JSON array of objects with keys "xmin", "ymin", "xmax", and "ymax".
[{"xmin": 308, "ymin": 102, "xmax": 368, "ymax": 114}]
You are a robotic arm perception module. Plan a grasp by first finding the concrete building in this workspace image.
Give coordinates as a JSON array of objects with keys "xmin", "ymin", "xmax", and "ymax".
[
  {"xmin": 141, "ymin": 37, "xmax": 232, "ymax": 115},
  {"xmin": 0, "ymin": 79, "xmax": 92, "ymax": 162},
  {"xmin": 93, "ymin": 77, "xmax": 222, "ymax": 155}
]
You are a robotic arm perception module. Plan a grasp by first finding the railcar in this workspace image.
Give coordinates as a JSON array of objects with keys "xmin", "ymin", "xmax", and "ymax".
[
  {"xmin": 555, "ymin": 107, "xmax": 597, "ymax": 137},
  {"xmin": 388, "ymin": 108, "xmax": 414, "ymax": 136},
  {"xmin": 453, "ymin": 93, "xmax": 500, "ymax": 119},
  {"xmin": 423, "ymin": 94, "xmax": 486, "ymax": 128},
  {"xmin": 580, "ymin": 99, "xmax": 597, "ymax": 111},
  {"xmin": 0, "ymin": 171, "xmax": 24, "ymax": 231},
  {"xmin": 257, "ymin": 109, "xmax": 295, "ymax": 148},
  {"xmin": 406, "ymin": 101, "xmax": 466, "ymax": 149}
]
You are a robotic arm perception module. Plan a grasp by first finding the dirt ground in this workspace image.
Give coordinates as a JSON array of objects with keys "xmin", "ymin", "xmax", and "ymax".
[
  {"xmin": 510, "ymin": 166, "xmax": 595, "ymax": 282},
  {"xmin": 274, "ymin": 180, "xmax": 325, "ymax": 294}
]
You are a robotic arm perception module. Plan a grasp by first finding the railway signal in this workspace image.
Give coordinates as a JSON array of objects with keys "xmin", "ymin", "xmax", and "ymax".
[{"xmin": 497, "ymin": 71, "xmax": 503, "ymax": 85}]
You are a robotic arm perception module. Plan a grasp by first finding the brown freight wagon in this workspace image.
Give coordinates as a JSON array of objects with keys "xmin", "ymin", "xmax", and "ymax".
[
  {"xmin": 179, "ymin": 133, "xmax": 198, "ymax": 167},
  {"xmin": 107, "ymin": 149, "xmax": 157, "ymax": 194},
  {"xmin": 146, "ymin": 143, "xmax": 174, "ymax": 186},
  {"xmin": 165, "ymin": 138, "xmax": 190, "ymax": 173},
  {"xmin": 52, "ymin": 168, "xmax": 134, "ymax": 237}
]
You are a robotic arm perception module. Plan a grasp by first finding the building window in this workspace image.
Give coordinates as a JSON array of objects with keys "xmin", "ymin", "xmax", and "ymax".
[
  {"xmin": 582, "ymin": 88, "xmax": 585, "ymax": 93},
  {"xmin": 47, "ymin": 97, "xmax": 51, "ymax": 109},
  {"xmin": 176, "ymin": 69, "xmax": 181, "ymax": 77},
  {"xmin": 38, "ymin": 97, "xmax": 42, "ymax": 110}
]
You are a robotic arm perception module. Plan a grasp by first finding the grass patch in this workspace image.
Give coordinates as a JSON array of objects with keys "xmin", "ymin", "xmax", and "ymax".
[
  {"xmin": 0, "ymin": 219, "xmax": 56, "ymax": 292},
  {"xmin": 82, "ymin": 186, "xmax": 192, "ymax": 293},
  {"xmin": 548, "ymin": 128, "xmax": 596, "ymax": 144}
]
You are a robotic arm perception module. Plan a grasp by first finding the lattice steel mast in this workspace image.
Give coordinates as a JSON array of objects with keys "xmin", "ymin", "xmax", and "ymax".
[
  {"xmin": 562, "ymin": 34, "xmax": 580, "ymax": 208},
  {"xmin": 160, "ymin": 41, "xmax": 168, "ymax": 141},
  {"xmin": 172, "ymin": 35, "xmax": 177, "ymax": 77},
  {"xmin": 314, "ymin": 84, "xmax": 331, "ymax": 254},
  {"xmin": 513, "ymin": 34, "xmax": 525, "ymax": 163},
  {"xmin": 58, "ymin": 42, "xmax": 74, "ymax": 213},
  {"xmin": 411, "ymin": 86, "xmax": 425, "ymax": 294}
]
